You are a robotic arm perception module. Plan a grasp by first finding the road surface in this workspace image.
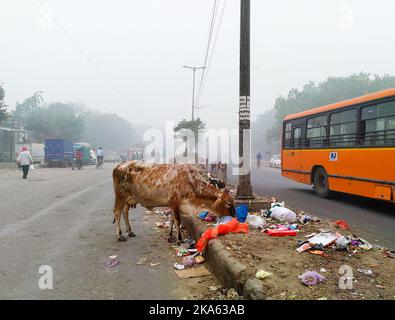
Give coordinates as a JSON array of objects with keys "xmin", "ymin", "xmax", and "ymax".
[
  {"xmin": 230, "ymin": 163, "xmax": 395, "ymax": 248},
  {"xmin": 0, "ymin": 165, "xmax": 215, "ymax": 299}
]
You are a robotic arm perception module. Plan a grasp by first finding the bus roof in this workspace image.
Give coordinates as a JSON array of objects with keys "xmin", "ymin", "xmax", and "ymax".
[{"xmin": 283, "ymin": 88, "xmax": 395, "ymax": 121}]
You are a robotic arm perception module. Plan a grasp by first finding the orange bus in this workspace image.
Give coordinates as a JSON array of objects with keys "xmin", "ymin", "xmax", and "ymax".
[{"xmin": 281, "ymin": 88, "xmax": 395, "ymax": 202}]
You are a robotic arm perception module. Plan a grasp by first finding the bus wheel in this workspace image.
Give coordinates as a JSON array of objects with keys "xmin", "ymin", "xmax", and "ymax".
[{"xmin": 313, "ymin": 167, "xmax": 330, "ymax": 198}]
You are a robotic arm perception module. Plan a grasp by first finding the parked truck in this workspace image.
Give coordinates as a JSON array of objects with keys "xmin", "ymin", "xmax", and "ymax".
[
  {"xmin": 31, "ymin": 143, "xmax": 45, "ymax": 164},
  {"xmin": 44, "ymin": 139, "xmax": 74, "ymax": 167}
]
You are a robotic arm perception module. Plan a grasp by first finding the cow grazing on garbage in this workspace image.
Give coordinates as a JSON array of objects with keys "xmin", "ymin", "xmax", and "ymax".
[{"xmin": 112, "ymin": 161, "xmax": 235, "ymax": 241}]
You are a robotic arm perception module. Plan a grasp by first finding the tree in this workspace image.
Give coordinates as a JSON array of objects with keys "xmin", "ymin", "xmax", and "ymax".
[
  {"xmin": 25, "ymin": 102, "xmax": 84, "ymax": 141},
  {"xmin": 81, "ymin": 111, "xmax": 138, "ymax": 151},
  {"xmin": 266, "ymin": 73, "xmax": 395, "ymax": 142},
  {"xmin": 14, "ymin": 91, "xmax": 44, "ymax": 120},
  {"xmin": 0, "ymin": 84, "xmax": 9, "ymax": 123},
  {"xmin": 174, "ymin": 118, "xmax": 206, "ymax": 163}
]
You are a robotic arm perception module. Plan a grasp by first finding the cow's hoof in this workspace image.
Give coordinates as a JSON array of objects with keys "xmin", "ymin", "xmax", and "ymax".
[
  {"xmin": 128, "ymin": 232, "xmax": 136, "ymax": 238},
  {"xmin": 118, "ymin": 236, "xmax": 127, "ymax": 242},
  {"xmin": 167, "ymin": 236, "xmax": 177, "ymax": 243}
]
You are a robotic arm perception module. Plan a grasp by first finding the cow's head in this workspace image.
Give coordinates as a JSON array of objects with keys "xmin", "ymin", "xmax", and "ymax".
[{"xmin": 212, "ymin": 188, "xmax": 235, "ymax": 217}]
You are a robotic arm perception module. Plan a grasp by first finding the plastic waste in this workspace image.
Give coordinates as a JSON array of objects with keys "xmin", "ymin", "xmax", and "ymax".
[
  {"xmin": 335, "ymin": 236, "xmax": 350, "ymax": 251},
  {"xmin": 266, "ymin": 229, "xmax": 296, "ymax": 236},
  {"xmin": 245, "ymin": 214, "xmax": 267, "ymax": 229},
  {"xmin": 268, "ymin": 206, "xmax": 297, "ymax": 223},
  {"xmin": 214, "ymin": 216, "xmax": 233, "ymax": 226},
  {"xmin": 196, "ymin": 218, "xmax": 249, "ymax": 253},
  {"xmin": 174, "ymin": 263, "xmax": 185, "ymax": 270},
  {"xmin": 334, "ymin": 220, "xmax": 350, "ymax": 230},
  {"xmin": 357, "ymin": 269, "xmax": 373, "ymax": 276},
  {"xmin": 182, "ymin": 256, "xmax": 195, "ymax": 268},
  {"xmin": 198, "ymin": 211, "xmax": 209, "ymax": 219},
  {"xmin": 256, "ymin": 270, "xmax": 273, "ymax": 279},
  {"xmin": 235, "ymin": 204, "xmax": 249, "ymax": 223},
  {"xmin": 299, "ymin": 271, "xmax": 325, "ymax": 286}
]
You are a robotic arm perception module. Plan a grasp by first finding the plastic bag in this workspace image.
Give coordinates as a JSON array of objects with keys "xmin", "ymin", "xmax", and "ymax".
[
  {"xmin": 245, "ymin": 215, "xmax": 267, "ymax": 229},
  {"xmin": 269, "ymin": 206, "xmax": 296, "ymax": 223},
  {"xmin": 299, "ymin": 271, "xmax": 325, "ymax": 286},
  {"xmin": 30, "ymin": 164, "xmax": 35, "ymax": 170}
]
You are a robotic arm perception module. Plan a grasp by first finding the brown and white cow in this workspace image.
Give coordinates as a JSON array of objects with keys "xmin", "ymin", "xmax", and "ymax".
[{"xmin": 112, "ymin": 161, "xmax": 235, "ymax": 241}]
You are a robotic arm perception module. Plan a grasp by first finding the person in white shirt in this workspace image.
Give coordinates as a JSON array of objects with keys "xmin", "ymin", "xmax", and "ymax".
[
  {"xmin": 96, "ymin": 147, "xmax": 104, "ymax": 169},
  {"xmin": 17, "ymin": 146, "xmax": 33, "ymax": 179}
]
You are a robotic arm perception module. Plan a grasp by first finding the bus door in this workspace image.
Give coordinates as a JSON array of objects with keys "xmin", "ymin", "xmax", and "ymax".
[{"xmin": 288, "ymin": 125, "xmax": 305, "ymax": 183}]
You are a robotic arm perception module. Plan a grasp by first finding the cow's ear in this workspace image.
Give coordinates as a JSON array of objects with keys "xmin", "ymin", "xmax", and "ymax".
[{"xmin": 224, "ymin": 188, "xmax": 230, "ymax": 193}]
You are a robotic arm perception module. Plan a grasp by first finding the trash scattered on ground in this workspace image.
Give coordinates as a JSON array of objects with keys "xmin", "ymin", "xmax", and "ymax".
[
  {"xmin": 182, "ymin": 256, "xmax": 196, "ymax": 267},
  {"xmin": 214, "ymin": 216, "xmax": 233, "ymax": 226},
  {"xmin": 358, "ymin": 238, "xmax": 373, "ymax": 251},
  {"xmin": 268, "ymin": 206, "xmax": 297, "ymax": 223},
  {"xmin": 174, "ymin": 265, "xmax": 211, "ymax": 279},
  {"xmin": 174, "ymin": 263, "xmax": 185, "ymax": 270},
  {"xmin": 104, "ymin": 256, "xmax": 119, "ymax": 268},
  {"xmin": 198, "ymin": 211, "xmax": 209, "ymax": 219},
  {"xmin": 335, "ymin": 236, "xmax": 350, "ymax": 251},
  {"xmin": 195, "ymin": 256, "xmax": 206, "ymax": 264},
  {"xmin": 299, "ymin": 271, "xmax": 326, "ymax": 286},
  {"xmin": 245, "ymin": 214, "xmax": 267, "ymax": 229},
  {"xmin": 320, "ymin": 268, "xmax": 327, "ymax": 273},
  {"xmin": 226, "ymin": 288, "xmax": 239, "ymax": 299},
  {"xmin": 357, "ymin": 269, "xmax": 373, "ymax": 276},
  {"xmin": 266, "ymin": 229, "xmax": 297, "ymax": 236},
  {"xmin": 204, "ymin": 214, "xmax": 216, "ymax": 222},
  {"xmin": 308, "ymin": 232, "xmax": 340, "ymax": 247},
  {"xmin": 149, "ymin": 262, "xmax": 161, "ymax": 267},
  {"xmin": 296, "ymin": 243, "xmax": 312, "ymax": 253},
  {"xmin": 235, "ymin": 204, "xmax": 249, "ymax": 223},
  {"xmin": 196, "ymin": 218, "xmax": 248, "ymax": 253},
  {"xmin": 256, "ymin": 270, "xmax": 273, "ymax": 279},
  {"xmin": 334, "ymin": 220, "xmax": 350, "ymax": 230},
  {"xmin": 305, "ymin": 232, "xmax": 317, "ymax": 238},
  {"xmin": 137, "ymin": 256, "xmax": 148, "ymax": 265}
]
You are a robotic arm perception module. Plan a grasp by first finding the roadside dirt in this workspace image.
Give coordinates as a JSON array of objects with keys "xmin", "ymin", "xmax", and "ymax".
[
  {"xmin": 148, "ymin": 185, "xmax": 395, "ymax": 300},
  {"xmin": 222, "ymin": 210, "xmax": 395, "ymax": 300}
]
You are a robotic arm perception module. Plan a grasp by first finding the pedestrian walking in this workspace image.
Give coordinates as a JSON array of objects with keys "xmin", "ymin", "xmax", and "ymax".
[
  {"xmin": 257, "ymin": 152, "xmax": 263, "ymax": 168},
  {"xmin": 17, "ymin": 146, "xmax": 33, "ymax": 179}
]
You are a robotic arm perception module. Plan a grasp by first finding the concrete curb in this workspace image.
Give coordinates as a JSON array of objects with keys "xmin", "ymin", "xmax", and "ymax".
[{"xmin": 181, "ymin": 213, "xmax": 266, "ymax": 299}]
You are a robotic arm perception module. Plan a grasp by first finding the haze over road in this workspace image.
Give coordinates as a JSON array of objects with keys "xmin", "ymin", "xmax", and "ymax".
[{"xmin": 230, "ymin": 163, "xmax": 395, "ymax": 249}]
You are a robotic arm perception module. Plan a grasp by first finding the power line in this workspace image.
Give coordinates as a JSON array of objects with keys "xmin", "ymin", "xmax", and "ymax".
[
  {"xmin": 196, "ymin": 0, "xmax": 219, "ymax": 101},
  {"xmin": 197, "ymin": 0, "xmax": 227, "ymax": 106}
]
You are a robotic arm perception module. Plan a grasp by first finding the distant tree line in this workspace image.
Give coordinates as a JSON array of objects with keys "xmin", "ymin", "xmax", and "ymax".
[
  {"xmin": 4, "ymin": 89, "xmax": 144, "ymax": 151},
  {"xmin": 253, "ymin": 73, "xmax": 395, "ymax": 154}
]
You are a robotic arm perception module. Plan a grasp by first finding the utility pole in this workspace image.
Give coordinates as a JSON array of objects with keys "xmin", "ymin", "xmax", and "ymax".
[
  {"xmin": 182, "ymin": 65, "xmax": 205, "ymax": 164},
  {"xmin": 182, "ymin": 65, "xmax": 206, "ymax": 121},
  {"xmin": 237, "ymin": 0, "xmax": 253, "ymax": 198}
]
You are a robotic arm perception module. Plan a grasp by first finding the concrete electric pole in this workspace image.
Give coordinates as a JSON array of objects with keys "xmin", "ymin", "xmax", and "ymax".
[{"xmin": 237, "ymin": 0, "xmax": 253, "ymax": 199}]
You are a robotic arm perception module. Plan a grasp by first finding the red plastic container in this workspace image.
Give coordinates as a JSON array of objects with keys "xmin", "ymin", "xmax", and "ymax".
[{"xmin": 266, "ymin": 229, "xmax": 297, "ymax": 237}]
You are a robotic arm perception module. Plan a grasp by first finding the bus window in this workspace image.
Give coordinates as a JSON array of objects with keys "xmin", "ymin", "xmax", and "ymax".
[
  {"xmin": 306, "ymin": 115, "xmax": 327, "ymax": 147},
  {"xmin": 361, "ymin": 100, "xmax": 395, "ymax": 146},
  {"xmin": 283, "ymin": 122, "xmax": 292, "ymax": 148},
  {"xmin": 293, "ymin": 127, "xmax": 302, "ymax": 148},
  {"xmin": 329, "ymin": 109, "xmax": 357, "ymax": 147}
]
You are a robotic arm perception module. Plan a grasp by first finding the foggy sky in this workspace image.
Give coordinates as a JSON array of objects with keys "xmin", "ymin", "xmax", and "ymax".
[{"xmin": 1, "ymin": 0, "xmax": 395, "ymax": 130}]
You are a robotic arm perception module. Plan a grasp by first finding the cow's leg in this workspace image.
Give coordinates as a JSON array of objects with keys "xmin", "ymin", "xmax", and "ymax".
[
  {"xmin": 123, "ymin": 204, "xmax": 136, "ymax": 237},
  {"xmin": 114, "ymin": 207, "xmax": 127, "ymax": 241},
  {"xmin": 173, "ymin": 209, "xmax": 183, "ymax": 242}
]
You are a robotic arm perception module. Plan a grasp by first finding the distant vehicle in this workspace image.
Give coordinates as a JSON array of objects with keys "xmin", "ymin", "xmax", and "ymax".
[
  {"xmin": 281, "ymin": 88, "xmax": 395, "ymax": 202},
  {"xmin": 270, "ymin": 155, "xmax": 281, "ymax": 168},
  {"xmin": 73, "ymin": 143, "xmax": 93, "ymax": 165},
  {"xmin": 44, "ymin": 139, "xmax": 74, "ymax": 167},
  {"xmin": 31, "ymin": 143, "xmax": 45, "ymax": 164}
]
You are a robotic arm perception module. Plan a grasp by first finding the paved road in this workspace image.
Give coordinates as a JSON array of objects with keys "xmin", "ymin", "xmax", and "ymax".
[
  {"xmin": 229, "ymin": 163, "xmax": 395, "ymax": 249},
  {"xmin": 0, "ymin": 166, "xmax": 214, "ymax": 299}
]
